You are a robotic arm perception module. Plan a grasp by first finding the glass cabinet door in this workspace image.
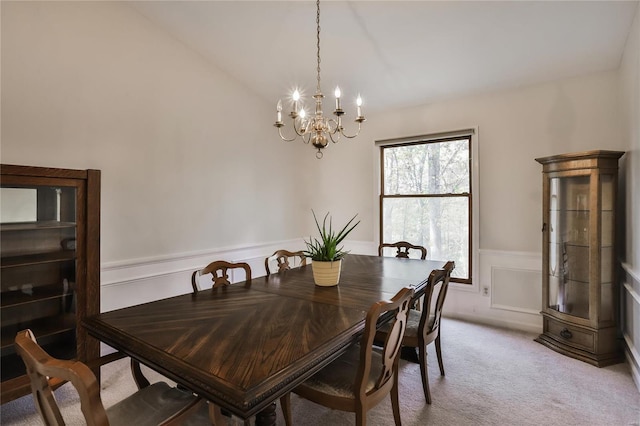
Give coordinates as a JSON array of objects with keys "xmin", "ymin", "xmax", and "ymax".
[
  {"xmin": 548, "ymin": 175, "xmax": 590, "ymax": 319},
  {"xmin": 0, "ymin": 184, "xmax": 78, "ymax": 383}
]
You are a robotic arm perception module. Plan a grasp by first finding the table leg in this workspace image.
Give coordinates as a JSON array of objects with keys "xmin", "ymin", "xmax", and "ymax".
[{"xmin": 255, "ymin": 402, "xmax": 277, "ymax": 426}]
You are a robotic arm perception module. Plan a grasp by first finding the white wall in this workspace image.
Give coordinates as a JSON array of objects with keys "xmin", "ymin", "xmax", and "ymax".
[
  {"xmin": 619, "ymin": 4, "xmax": 640, "ymax": 389},
  {"xmin": 1, "ymin": 1, "xmax": 308, "ymax": 263},
  {"xmin": 312, "ymin": 70, "xmax": 625, "ymax": 332},
  {"xmin": 1, "ymin": 1, "xmax": 315, "ymax": 309}
]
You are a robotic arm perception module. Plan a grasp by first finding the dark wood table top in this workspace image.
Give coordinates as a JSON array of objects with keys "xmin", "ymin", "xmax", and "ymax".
[{"xmin": 83, "ymin": 254, "xmax": 445, "ymax": 419}]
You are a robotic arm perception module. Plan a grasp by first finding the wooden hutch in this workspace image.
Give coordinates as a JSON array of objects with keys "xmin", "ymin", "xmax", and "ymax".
[{"xmin": 1, "ymin": 164, "xmax": 100, "ymax": 403}]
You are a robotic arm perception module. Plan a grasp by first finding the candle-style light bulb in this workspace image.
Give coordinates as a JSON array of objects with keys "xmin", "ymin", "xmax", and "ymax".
[
  {"xmin": 299, "ymin": 108, "xmax": 306, "ymax": 120},
  {"xmin": 356, "ymin": 95, "xmax": 363, "ymax": 117},
  {"xmin": 276, "ymin": 99, "xmax": 282, "ymax": 122},
  {"xmin": 334, "ymin": 86, "xmax": 341, "ymax": 110},
  {"xmin": 292, "ymin": 90, "xmax": 300, "ymax": 114}
]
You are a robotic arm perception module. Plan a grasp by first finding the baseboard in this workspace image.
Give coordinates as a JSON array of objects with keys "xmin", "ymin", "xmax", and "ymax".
[{"xmin": 444, "ymin": 312, "xmax": 541, "ymax": 335}]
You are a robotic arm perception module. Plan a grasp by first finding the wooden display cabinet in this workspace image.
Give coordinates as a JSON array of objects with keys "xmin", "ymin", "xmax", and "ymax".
[
  {"xmin": 534, "ymin": 150, "xmax": 624, "ymax": 367},
  {"xmin": 0, "ymin": 164, "xmax": 100, "ymax": 403}
]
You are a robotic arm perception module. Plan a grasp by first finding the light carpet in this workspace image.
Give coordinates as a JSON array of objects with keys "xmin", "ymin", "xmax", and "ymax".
[{"xmin": 2, "ymin": 318, "xmax": 639, "ymax": 425}]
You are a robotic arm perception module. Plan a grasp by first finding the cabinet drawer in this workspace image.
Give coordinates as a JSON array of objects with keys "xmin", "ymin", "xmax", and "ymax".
[{"xmin": 546, "ymin": 318, "xmax": 595, "ymax": 352}]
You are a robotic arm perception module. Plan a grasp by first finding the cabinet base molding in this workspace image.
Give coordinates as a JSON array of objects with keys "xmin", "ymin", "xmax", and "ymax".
[{"xmin": 535, "ymin": 315, "xmax": 624, "ymax": 367}]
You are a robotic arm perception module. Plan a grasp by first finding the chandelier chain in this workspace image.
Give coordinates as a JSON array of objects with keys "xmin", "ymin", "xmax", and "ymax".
[{"xmin": 316, "ymin": 0, "xmax": 321, "ymax": 94}]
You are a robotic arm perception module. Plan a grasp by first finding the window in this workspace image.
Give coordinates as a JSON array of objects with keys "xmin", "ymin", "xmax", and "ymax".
[{"xmin": 380, "ymin": 135, "xmax": 472, "ymax": 284}]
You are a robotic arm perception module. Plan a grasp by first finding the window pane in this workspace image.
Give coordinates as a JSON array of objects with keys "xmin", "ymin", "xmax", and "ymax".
[
  {"xmin": 383, "ymin": 139, "xmax": 470, "ymax": 195},
  {"xmin": 382, "ymin": 197, "xmax": 469, "ymax": 280}
]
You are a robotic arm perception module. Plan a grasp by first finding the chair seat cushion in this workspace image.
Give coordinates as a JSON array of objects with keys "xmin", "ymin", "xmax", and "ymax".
[
  {"xmin": 295, "ymin": 344, "xmax": 383, "ymax": 399},
  {"xmin": 378, "ymin": 309, "xmax": 434, "ymax": 339},
  {"xmin": 107, "ymin": 382, "xmax": 197, "ymax": 426}
]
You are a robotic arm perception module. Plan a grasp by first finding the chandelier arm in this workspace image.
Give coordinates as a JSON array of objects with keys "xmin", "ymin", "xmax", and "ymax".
[
  {"xmin": 328, "ymin": 130, "xmax": 341, "ymax": 144},
  {"xmin": 326, "ymin": 118, "xmax": 340, "ymax": 134},
  {"xmin": 292, "ymin": 119, "xmax": 309, "ymax": 137},
  {"xmin": 338, "ymin": 122, "xmax": 363, "ymax": 139},
  {"xmin": 302, "ymin": 133, "xmax": 312, "ymax": 144},
  {"xmin": 277, "ymin": 126, "xmax": 300, "ymax": 142}
]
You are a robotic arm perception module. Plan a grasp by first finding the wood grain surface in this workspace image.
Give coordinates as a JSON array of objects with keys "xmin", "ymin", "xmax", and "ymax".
[{"xmin": 83, "ymin": 255, "xmax": 443, "ymax": 419}]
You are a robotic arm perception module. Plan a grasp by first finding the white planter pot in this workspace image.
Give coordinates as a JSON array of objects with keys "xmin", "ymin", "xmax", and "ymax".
[{"xmin": 311, "ymin": 259, "xmax": 342, "ymax": 286}]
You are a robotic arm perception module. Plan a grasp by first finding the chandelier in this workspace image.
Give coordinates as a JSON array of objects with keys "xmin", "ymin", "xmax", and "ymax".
[{"xmin": 274, "ymin": 0, "xmax": 365, "ymax": 159}]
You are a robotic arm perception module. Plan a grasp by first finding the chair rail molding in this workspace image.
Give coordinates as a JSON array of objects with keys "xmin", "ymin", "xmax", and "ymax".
[
  {"xmin": 101, "ymin": 244, "xmax": 550, "ymax": 334},
  {"xmin": 100, "ymin": 239, "xmax": 304, "ymax": 311}
]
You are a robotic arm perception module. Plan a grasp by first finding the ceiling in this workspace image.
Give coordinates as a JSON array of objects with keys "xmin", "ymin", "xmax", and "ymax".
[{"xmin": 131, "ymin": 1, "xmax": 638, "ymax": 115}]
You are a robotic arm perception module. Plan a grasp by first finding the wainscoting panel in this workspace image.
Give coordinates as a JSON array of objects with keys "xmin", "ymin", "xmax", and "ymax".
[
  {"xmin": 621, "ymin": 263, "xmax": 640, "ymax": 392},
  {"xmin": 491, "ymin": 267, "xmax": 542, "ymax": 314},
  {"xmin": 444, "ymin": 250, "xmax": 543, "ymax": 333},
  {"xmin": 479, "ymin": 250, "xmax": 542, "ymax": 314}
]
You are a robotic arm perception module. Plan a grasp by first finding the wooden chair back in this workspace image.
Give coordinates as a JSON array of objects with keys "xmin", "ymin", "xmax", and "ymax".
[
  {"xmin": 378, "ymin": 241, "xmax": 427, "ymax": 259},
  {"xmin": 15, "ymin": 329, "xmax": 203, "ymax": 426},
  {"xmin": 358, "ymin": 286, "xmax": 414, "ymax": 404},
  {"xmin": 191, "ymin": 260, "xmax": 252, "ymax": 293},
  {"xmin": 277, "ymin": 286, "xmax": 416, "ymax": 426},
  {"xmin": 420, "ymin": 261, "xmax": 455, "ymax": 344},
  {"xmin": 15, "ymin": 329, "xmax": 109, "ymax": 426},
  {"xmin": 264, "ymin": 250, "xmax": 307, "ymax": 275}
]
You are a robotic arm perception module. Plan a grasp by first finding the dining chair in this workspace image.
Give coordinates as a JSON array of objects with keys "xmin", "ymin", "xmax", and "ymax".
[
  {"xmin": 264, "ymin": 249, "xmax": 307, "ymax": 275},
  {"xmin": 378, "ymin": 241, "xmax": 427, "ymax": 260},
  {"xmin": 190, "ymin": 260, "xmax": 290, "ymax": 425},
  {"xmin": 14, "ymin": 329, "xmax": 203, "ymax": 426},
  {"xmin": 378, "ymin": 241, "xmax": 428, "ymax": 311},
  {"xmin": 191, "ymin": 260, "xmax": 252, "ymax": 293},
  {"xmin": 280, "ymin": 286, "xmax": 414, "ymax": 426},
  {"xmin": 375, "ymin": 261, "xmax": 455, "ymax": 404}
]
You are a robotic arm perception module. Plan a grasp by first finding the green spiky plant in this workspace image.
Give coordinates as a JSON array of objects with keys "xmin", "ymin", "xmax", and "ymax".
[{"xmin": 304, "ymin": 211, "xmax": 360, "ymax": 261}]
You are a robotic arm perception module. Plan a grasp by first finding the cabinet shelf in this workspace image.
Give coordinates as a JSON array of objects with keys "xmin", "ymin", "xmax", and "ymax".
[
  {"xmin": 561, "ymin": 242, "xmax": 589, "ymax": 248},
  {"xmin": 0, "ymin": 313, "xmax": 76, "ymax": 354},
  {"xmin": 550, "ymin": 304, "xmax": 589, "ymax": 318},
  {"xmin": 1, "ymin": 324, "xmax": 76, "ymax": 383},
  {"xmin": 1, "ymin": 283, "xmax": 70, "ymax": 308},
  {"xmin": 549, "ymin": 209, "xmax": 613, "ymax": 213},
  {"xmin": 1, "ymin": 221, "xmax": 76, "ymax": 232},
  {"xmin": 549, "ymin": 275, "xmax": 589, "ymax": 284},
  {"xmin": 1, "ymin": 250, "xmax": 76, "ymax": 268}
]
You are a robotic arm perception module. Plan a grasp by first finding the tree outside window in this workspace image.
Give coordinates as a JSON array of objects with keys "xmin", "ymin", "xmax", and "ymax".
[{"xmin": 380, "ymin": 136, "xmax": 472, "ymax": 283}]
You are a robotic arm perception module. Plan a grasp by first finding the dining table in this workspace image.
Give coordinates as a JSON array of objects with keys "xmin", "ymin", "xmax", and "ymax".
[{"xmin": 83, "ymin": 254, "xmax": 446, "ymax": 425}]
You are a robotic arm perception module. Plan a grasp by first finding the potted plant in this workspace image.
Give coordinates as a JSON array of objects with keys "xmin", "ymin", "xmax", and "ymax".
[{"xmin": 304, "ymin": 211, "xmax": 360, "ymax": 286}]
